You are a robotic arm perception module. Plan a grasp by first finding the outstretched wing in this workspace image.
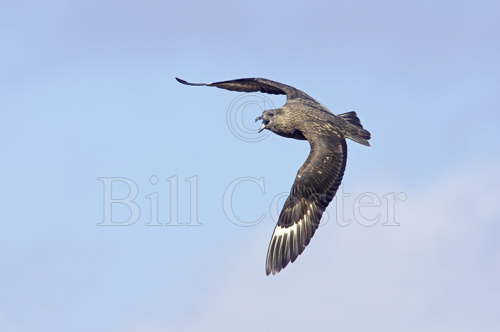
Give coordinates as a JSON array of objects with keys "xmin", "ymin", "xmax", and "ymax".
[
  {"xmin": 266, "ymin": 130, "xmax": 347, "ymax": 275},
  {"xmin": 176, "ymin": 77, "xmax": 313, "ymax": 100}
]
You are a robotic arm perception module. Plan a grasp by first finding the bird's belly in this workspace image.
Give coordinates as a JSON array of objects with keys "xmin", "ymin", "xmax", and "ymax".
[{"xmin": 275, "ymin": 129, "xmax": 306, "ymax": 140}]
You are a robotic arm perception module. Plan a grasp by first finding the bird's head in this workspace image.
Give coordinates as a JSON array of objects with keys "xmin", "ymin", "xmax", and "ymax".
[{"xmin": 255, "ymin": 109, "xmax": 281, "ymax": 133}]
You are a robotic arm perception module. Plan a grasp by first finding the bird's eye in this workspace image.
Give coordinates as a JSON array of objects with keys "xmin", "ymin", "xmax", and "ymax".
[{"xmin": 268, "ymin": 113, "xmax": 274, "ymax": 117}]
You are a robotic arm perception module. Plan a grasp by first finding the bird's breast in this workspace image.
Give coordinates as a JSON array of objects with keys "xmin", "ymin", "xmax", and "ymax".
[{"xmin": 272, "ymin": 128, "xmax": 306, "ymax": 140}]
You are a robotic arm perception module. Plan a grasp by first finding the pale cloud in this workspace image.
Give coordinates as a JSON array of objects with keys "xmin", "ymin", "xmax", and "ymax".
[{"xmin": 157, "ymin": 163, "xmax": 500, "ymax": 332}]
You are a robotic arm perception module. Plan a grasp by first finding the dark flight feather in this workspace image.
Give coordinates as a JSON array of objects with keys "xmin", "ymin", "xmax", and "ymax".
[
  {"xmin": 265, "ymin": 131, "xmax": 347, "ymax": 275},
  {"xmin": 176, "ymin": 77, "xmax": 313, "ymax": 100}
]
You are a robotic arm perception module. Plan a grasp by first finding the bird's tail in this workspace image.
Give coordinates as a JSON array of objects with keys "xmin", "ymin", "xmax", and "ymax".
[{"xmin": 339, "ymin": 111, "xmax": 371, "ymax": 146}]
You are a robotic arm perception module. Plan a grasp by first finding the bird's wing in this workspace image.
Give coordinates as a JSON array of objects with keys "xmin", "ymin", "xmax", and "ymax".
[
  {"xmin": 266, "ymin": 128, "xmax": 347, "ymax": 275},
  {"xmin": 176, "ymin": 77, "xmax": 313, "ymax": 100}
]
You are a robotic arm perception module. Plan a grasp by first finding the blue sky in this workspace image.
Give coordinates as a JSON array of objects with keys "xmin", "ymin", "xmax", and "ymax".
[{"xmin": 1, "ymin": 1, "xmax": 500, "ymax": 331}]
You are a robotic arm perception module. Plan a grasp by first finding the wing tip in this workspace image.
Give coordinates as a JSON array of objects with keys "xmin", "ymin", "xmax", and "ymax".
[
  {"xmin": 175, "ymin": 77, "xmax": 187, "ymax": 84},
  {"xmin": 265, "ymin": 253, "xmax": 280, "ymax": 276},
  {"xmin": 265, "ymin": 265, "xmax": 279, "ymax": 276},
  {"xmin": 175, "ymin": 77, "xmax": 208, "ymax": 86},
  {"xmin": 265, "ymin": 238, "xmax": 294, "ymax": 276}
]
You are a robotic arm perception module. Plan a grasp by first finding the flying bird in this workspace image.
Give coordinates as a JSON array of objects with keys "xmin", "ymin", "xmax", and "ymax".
[{"xmin": 176, "ymin": 77, "xmax": 371, "ymax": 275}]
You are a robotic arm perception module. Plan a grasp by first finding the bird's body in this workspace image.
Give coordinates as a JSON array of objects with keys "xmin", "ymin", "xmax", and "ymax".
[
  {"xmin": 176, "ymin": 77, "xmax": 371, "ymax": 275},
  {"xmin": 263, "ymin": 97, "xmax": 366, "ymax": 142}
]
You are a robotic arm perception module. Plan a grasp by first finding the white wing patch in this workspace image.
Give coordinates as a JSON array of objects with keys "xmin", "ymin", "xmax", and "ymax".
[
  {"xmin": 272, "ymin": 207, "xmax": 312, "ymax": 238},
  {"xmin": 274, "ymin": 221, "xmax": 299, "ymax": 237}
]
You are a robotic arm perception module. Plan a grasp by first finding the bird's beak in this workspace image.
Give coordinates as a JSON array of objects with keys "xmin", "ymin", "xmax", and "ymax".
[
  {"xmin": 258, "ymin": 123, "xmax": 266, "ymax": 133},
  {"xmin": 255, "ymin": 115, "xmax": 266, "ymax": 133}
]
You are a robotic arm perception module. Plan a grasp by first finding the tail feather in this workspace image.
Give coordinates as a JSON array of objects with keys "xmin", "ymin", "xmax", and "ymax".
[
  {"xmin": 339, "ymin": 111, "xmax": 363, "ymax": 128},
  {"xmin": 339, "ymin": 111, "xmax": 371, "ymax": 146}
]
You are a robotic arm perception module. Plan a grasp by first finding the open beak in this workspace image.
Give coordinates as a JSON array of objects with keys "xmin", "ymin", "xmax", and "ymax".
[{"xmin": 255, "ymin": 115, "xmax": 266, "ymax": 133}]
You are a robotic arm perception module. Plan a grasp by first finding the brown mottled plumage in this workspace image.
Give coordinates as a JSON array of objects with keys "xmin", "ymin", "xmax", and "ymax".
[{"xmin": 176, "ymin": 77, "xmax": 371, "ymax": 275}]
